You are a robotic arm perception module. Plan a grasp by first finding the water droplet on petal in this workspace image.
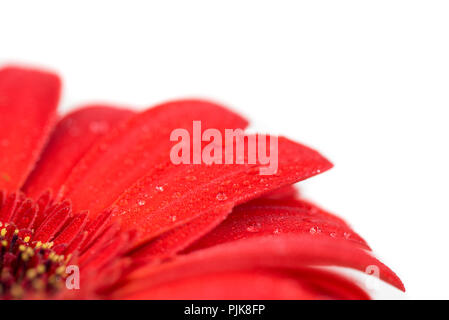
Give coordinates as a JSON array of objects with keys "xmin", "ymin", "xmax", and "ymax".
[
  {"xmin": 310, "ymin": 226, "xmax": 321, "ymax": 234},
  {"xmin": 344, "ymin": 232, "xmax": 351, "ymax": 239},
  {"xmin": 330, "ymin": 232, "xmax": 337, "ymax": 238},
  {"xmin": 172, "ymin": 192, "xmax": 182, "ymax": 199},
  {"xmin": 216, "ymin": 192, "xmax": 228, "ymax": 201},
  {"xmin": 137, "ymin": 200, "xmax": 146, "ymax": 206},
  {"xmin": 246, "ymin": 222, "xmax": 262, "ymax": 233},
  {"xmin": 155, "ymin": 186, "xmax": 164, "ymax": 192},
  {"xmin": 171, "ymin": 215, "xmax": 177, "ymax": 222}
]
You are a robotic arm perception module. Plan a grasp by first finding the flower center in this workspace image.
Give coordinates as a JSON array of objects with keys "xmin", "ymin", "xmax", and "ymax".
[{"xmin": 0, "ymin": 222, "xmax": 69, "ymax": 299}]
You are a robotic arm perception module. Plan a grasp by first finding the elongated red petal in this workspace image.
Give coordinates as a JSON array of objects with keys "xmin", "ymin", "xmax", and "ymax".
[
  {"xmin": 185, "ymin": 197, "xmax": 369, "ymax": 253},
  {"xmin": 33, "ymin": 202, "xmax": 71, "ymax": 242},
  {"xmin": 117, "ymin": 268, "xmax": 370, "ymax": 300},
  {"xmin": 130, "ymin": 203, "xmax": 234, "ymax": 260},
  {"xmin": 0, "ymin": 192, "xmax": 20, "ymax": 222},
  {"xmin": 60, "ymin": 100, "xmax": 249, "ymax": 216},
  {"xmin": 261, "ymin": 184, "xmax": 299, "ymax": 200},
  {"xmin": 0, "ymin": 66, "xmax": 61, "ymax": 192},
  {"xmin": 11, "ymin": 198, "xmax": 37, "ymax": 229},
  {"xmin": 23, "ymin": 105, "xmax": 134, "ymax": 198},
  {"xmin": 122, "ymin": 235, "xmax": 404, "ymax": 293},
  {"xmin": 121, "ymin": 270, "xmax": 317, "ymax": 300},
  {"xmin": 113, "ymin": 137, "xmax": 332, "ymax": 247},
  {"xmin": 289, "ymin": 268, "xmax": 371, "ymax": 300},
  {"xmin": 133, "ymin": 192, "xmax": 362, "ymax": 260},
  {"xmin": 53, "ymin": 211, "xmax": 89, "ymax": 246},
  {"xmin": 79, "ymin": 209, "xmax": 114, "ymax": 253}
]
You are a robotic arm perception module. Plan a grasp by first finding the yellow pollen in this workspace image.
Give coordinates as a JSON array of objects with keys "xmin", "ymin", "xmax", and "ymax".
[
  {"xmin": 10, "ymin": 284, "xmax": 24, "ymax": 298},
  {"xmin": 32, "ymin": 279, "xmax": 45, "ymax": 290},
  {"xmin": 26, "ymin": 269, "xmax": 38, "ymax": 279},
  {"xmin": 24, "ymin": 236, "xmax": 30, "ymax": 243},
  {"xmin": 18, "ymin": 244, "xmax": 26, "ymax": 251},
  {"xmin": 48, "ymin": 275, "xmax": 57, "ymax": 284},
  {"xmin": 26, "ymin": 247, "xmax": 34, "ymax": 256},
  {"xmin": 14, "ymin": 229, "xmax": 19, "ymax": 235},
  {"xmin": 1, "ymin": 240, "xmax": 7, "ymax": 247},
  {"xmin": 1, "ymin": 228, "xmax": 6, "ymax": 237},
  {"xmin": 55, "ymin": 266, "xmax": 65, "ymax": 275},
  {"xmin": 36, "ymin": 264, "xmax": 46, "ymax": 274},
  {"xmin": 35, "ymin": 241, "xmax": 42, "ymax": 248}
]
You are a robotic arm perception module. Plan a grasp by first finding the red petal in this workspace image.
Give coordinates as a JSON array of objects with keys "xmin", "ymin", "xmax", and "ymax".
[
  {"xmin": 123, "ymin": 235, "xmax": 405, "ymax": 293},
  {"xmin": 290, "ymin": 268, "xmax": 371, "ymax": 300},
  {"xmin": 79, "ymin": 209, "xmax": 114, "ymax": 253},
  {"xmin": 185, "ymin": 197, "xmax": 369, "ymax": 253},
  {"xmin": 23, "ymin": 105, "xmax": 134, "ymax": 198},
  {"xmin": 61, "ymin": 99, "xmax": 249, "ymax": 215},
  {"xmin": 113, "ymin": 137, "xmax": 332, "ymax": 247},
  {"xmin": 53, "ymin": 211, "xmax": 89, "ymax": 246},
  {"xmin": 117, "ymin": 268, "xmax": 370, "ymax": 300},
  {"xmin": 0, "ymin": 190, "xmax": 5, "ymax": 210},
  {"xmin": 30, "ymin": 190, "xmax": 54, "ymax": 230},
  {"xmin": 261, "ymin": 184, "xmax": 299, "ymax": 200},
  {"xmin": 0, "ymin": 192, "xmax": 20, "ymax": 222},
  {"xmin": 120, "ymin": 269, "xmax": 317, "ymax": 300},
  {"xmin": 11, "ymin": 198, "xmax": 37, "ymax": 229},
  {"xmin": 0, "ymin": 66, "xmax": 61, "ymax": 192},
  {"xmin": 130, "ymin": 203, "xmax": 233, "ymax": 260},
  {"xmin": 33, "ymin": 201, "xmax": 71, "ymax": 242}
]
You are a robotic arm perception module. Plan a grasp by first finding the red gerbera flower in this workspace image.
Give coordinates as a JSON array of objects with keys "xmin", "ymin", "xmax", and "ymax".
[{"xmin": 0, "ymin": 65, "xmax": 404, "ymax": 299}]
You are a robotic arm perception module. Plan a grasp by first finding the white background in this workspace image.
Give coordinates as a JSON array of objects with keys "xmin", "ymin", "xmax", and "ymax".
[{"xmin": 1, "ymin": 1, "xmax": 448, "ymax": 299}]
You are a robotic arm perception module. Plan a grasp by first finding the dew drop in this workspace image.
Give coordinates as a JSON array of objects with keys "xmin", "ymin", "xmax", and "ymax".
[
  {"xmin": 309, "ymin": 226, "xmax": 321, "ymax": 234},
  {"xmin": 172, "ymin": 192, "xmax": 182, "ymax": 199},
  {"xmin": 216, "ymin": 192, "xmax": 228, "ymax": 201},
  {"xmin": 246, "ymin": 222, "xmax": 262, "ymax": 233},
  {"xmin": 137, "ymin": 200, "xmax": 146, "ymax": 206},
  {"xmin": 171, "ymin": 215, "xmax": 177, "ymax": 222},
  {"xmin": 155, "ymin": 186, "xmax": 164, "ymax": 192},
  {"xmin": 343, "ymin": 232, "xmax": 351, "ymax": 239}
]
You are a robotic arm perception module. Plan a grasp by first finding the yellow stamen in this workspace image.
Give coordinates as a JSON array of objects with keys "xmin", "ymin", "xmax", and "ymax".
[
  {"xmin": 36, "ymin": 264, "xmax": 46, "ymax": 274},
  {"xmin": 26, "ymin": 269, "xmax": 38, "ymax": 279}
]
